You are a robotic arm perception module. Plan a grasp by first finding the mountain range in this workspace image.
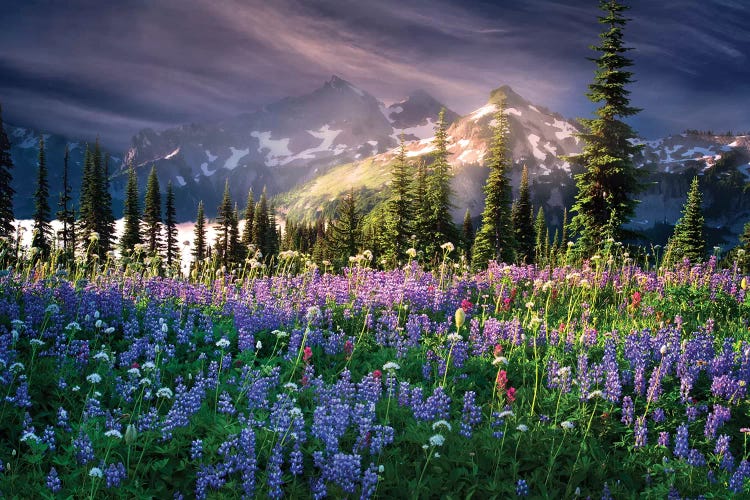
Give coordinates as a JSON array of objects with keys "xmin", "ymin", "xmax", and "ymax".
[{"xmin": 5, "ymin": 76, "xmax": 750, "ymax": 247}]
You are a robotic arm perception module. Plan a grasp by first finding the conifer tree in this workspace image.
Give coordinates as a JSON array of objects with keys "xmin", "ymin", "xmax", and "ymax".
[
  {"xmin": 329, "ymin": 188, "xmax": 362, "ymax": 264},
  {"xmin": 424, "ymin": 109, "xmax": 457, "ymax": 257},
  {"xmin": 665, "ymin": 176, "xmax": 705, "ymax": 265},
  {"xmin": 561, "ymin": 207, "xmax": 569, "ymax": 248},
  {"xmin": 120, "ymin": 164, "xmax": 142, "ymax": 253},
  {"xmin": 252, "ymin": 189, "xmax": 270, "ymax": 259},
  {"xmin": 57, "ymin": 145, "xmax": 76, "ymax": 254},
  {"xmin": 227, "ymin": 204, "xmax": 242, "ymax": 264},
  {"xmin": 568, "ymin": 0, "xmax": 643, "ymax": 255},
  {"xmin": 99, "ymin": 152, "xmax": 115, "ymax": 254},
  {"xmin": 534, "ymin": 207, "xmax": 547, "ymax": 264},
  {"xmin": 473, "ymin": 99, "xmax": 515, "ymax": 269},
  {"xmin": 267, "ymin": 202, "xmax": 279, "ymax": 258},
  {"xmin": 193, "ymin": 201, "xmax": 207, "ymax": 265},
  {"xmin": 383, "ymin": 138, "xmax": 414, "ymax": 263},
  {"xmin": 413, "ymin": 159, "xmax": 429, "ymax": 250},
  {"xmin": 164, "ymin": 181, "xmax": 178, "ymax": 268},
  {"xmin": 78, "ymin": 146, "xmax": 96, "ymax": 248},
  {"xmin": 461, "ymin": 208, "xmax": 474, "ymax": 262},
  {"xmin": 511, "ymin": 165, "xmax": 535, "ymax": 263},
  {"xmin": 32, "ymin": 135, "xmax": 52, "ymax": 255},
  {"xmin": 143, "ymin": 166, "xmax": 162, "ymax": 256},
  {"xmin": 215, "ymin": 180, "xmax": 234, "ymax": 266},
  {"xmin": 0, "ymin": 104, "xmax": 15, "ymax": 238},
  {"xmin": 241, "ymin": 189, "xmax": 255, "ymax": 250}
]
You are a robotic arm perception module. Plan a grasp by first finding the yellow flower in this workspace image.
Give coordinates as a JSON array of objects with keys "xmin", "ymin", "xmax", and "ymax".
[
  {"xmin": 455, "ymin": 308, "xmax": 466, "ymax": 329},
  {"xmin": 742, "ymin": 277, "xmax": 747, "ymax": 290}
]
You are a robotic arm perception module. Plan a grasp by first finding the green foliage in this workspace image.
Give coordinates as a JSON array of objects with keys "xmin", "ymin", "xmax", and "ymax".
[
  {"xmin": 461, "ymin": 208, "xmax": 474, "ymax": 262},
  {"xmin": 382, "ymin": 139, "xmax": 415, "ymax": 265},
  {"xmin": 192, "ymin": 200, "xmax": 207, "ymax": 265},
  {"xmin": 120, "ymin": 164, "xmax": 142, "ymax": 254},
  {"xmin": 143, "ymin": 166, "xmax": 163, "ymax": 257},
  {"xmin": 423, "ymin": 109, "xmax": 458, "ymax": 258},
  {"xmin": 56, "ymin": 144, "xmax": 76, "ymax": 256},
  {"xmin": 568, "ymin": 0, "xmax": 644, "ymax": 256},
  {"xmin": 472, "ymin": 100, "xmax": 515, "ymax": 269},
  {"xmin": 0, "ymin": 103, "xmax": 15, "ymax": 238},
  {"xmin": 252, "ymin": 189, "xmax": 270, "ymax": 260},
  {"xmin": 512, "ymin": 165, "xmax": 535, "ymax": 264},
  {"xmin": 32, "ymin": 135, "xmax": 52, "ymax": 255},
  {"xmin": 241, "ymin": 189, "xmax": 255, "ymax": 249},
  {"xmin": 164, "ymin": 182, "xmax": 179, "ymax": 269},
  {"xmin": 328, "ymin": 188, "xmax": 363, "ymax": 266},
  {"xmin": 664, "ymin": 176, "xmax": 706, "ymax": 265},
  {"xmin": 534, "ymin": 206, "xmax": 548, "ymax": 264}
]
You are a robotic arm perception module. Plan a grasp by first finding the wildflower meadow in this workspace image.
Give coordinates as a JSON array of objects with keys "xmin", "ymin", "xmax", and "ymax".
[{"xmin": 1, "ymin": 247, "xmax": 749, "ymax": 499}]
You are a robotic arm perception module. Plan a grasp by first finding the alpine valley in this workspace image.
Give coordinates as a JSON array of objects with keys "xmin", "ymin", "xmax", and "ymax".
[{"xmin": 6, "ymin": 76, "xmax": 750, "ymax": 247}]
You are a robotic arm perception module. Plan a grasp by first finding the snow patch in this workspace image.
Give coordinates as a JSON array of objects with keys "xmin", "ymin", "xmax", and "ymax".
[
  {"xmin": 251, "ymin": 131, "xmax": 292, "ymax": 166},
  {"xmin": 407, "ymin": 142, "xmax": 436, "ymax": 157},
  {"xmin": 527, "ymin": 134, "xmax": 547, "ymax": 160},
  {"xmin": 457, "ymin": 139, "xmax": 470, "ymax": 149},
  {"xmin": 393, "ymin": 119, "xmax": 435, "ymax": 141},
  {"xmin": 543, "ymin": 142, "xmax": 558, "ymax": 155},
  {"xmin": 504, "ymin": 107, "xmax": 522, "ymax": 116},
  {"xmin": 347, "ymin": 83, "xmax": 365, "ymax": 96},
  {"xmin": 165, "ymin": 147, "xmax": 180, "ymax": 160},
  {"xmin": 200, "ymin": 162, "xmax": 215, "ymax": 176},
  {"xmin": 175, "ymin": 175, "xmax": 186, "ymax": 187},
  {"xmin": 528, "ymin": 105, "xmax": 540, "ymax": 113},
  {"xmin": 224, "ymin": 147, "xmax": 249, "ymax": 170},
  {"xmin": 470, "ymin": 104, "xmax": 498, "ymax": 121},
  {"xmin": 546, "ymin": 118, "xmax": 578, "ymax": 142},
  {"xmin": 205, "ymin": 150, "xmax": 217, "ymax": 163}
]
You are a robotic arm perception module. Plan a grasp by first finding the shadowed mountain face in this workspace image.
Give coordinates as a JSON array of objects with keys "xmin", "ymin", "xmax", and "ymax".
[{"xmin": 6, "ymin": 77, "xmax": 750, "ymax": 247}]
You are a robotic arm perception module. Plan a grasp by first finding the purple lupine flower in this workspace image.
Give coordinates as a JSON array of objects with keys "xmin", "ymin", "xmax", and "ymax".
[
  {"xmin": 601, "ymin": 482, "xmax": 613, "ymax": 500},
  {"xmin": 266, "ymin": 442, "xmax": 284, "ymax": 499},
  {"xmin": 621, "ymin": 396, "xmax": 634, "ymax": 426},
  {"xmin": 674, "ymin": 424, "xmax": 689, "ymax": 458},
  {"xmin": 515, "ymin": 478, "xmax": 529, "ymax": 496},
  {"xmin": 74, "ymin": 432, "xmax": 95, "ymax": 465},
  {"xmin": 687, "ymin": 449, "xmax": 706, "ymax": 467},
  {"xmin": 46, "ymin": 467, "xmax": 62, "ymax": 493},
  {"xmin": 217, "ymin": 391, "xmax": 236, "ymax": 415},
  {"xmin": 104, "ymin": 462, "xmax": 127, "ymax": 489},
  {"xmin": 658, "ymin": 432, "xmax": 669, "ymax": 447},
  {"xmin": 460, "ymin": 391, "xmax": 483, "ymax": 438},
  {"xmin": 290, "ymin": 440, "xmax": 304, "ymax": 475},
  {"xmin": 651, "ymin": 408, "xmax": 665, "ymax": 423},
  {"xmin": 602, "ymin": 340, "xmax": 621, "ymax": 403},
  {"xmin": 191, "ymin": 440, "xmax": 204, "ymax": 460},
  {"xmin": 360, "ymin": 462, "xmax": 379, "ymax": 500},
  {"xmin": 704, "ymin": 404, "xmax": 731, "ymax": 439},
  {"xmin": 634, "ymin": 416, "xmax": 648, "ymax": 448},
  {"xmin": 728, "ymin": 459, "xmax": 750, "ymax": 493},
  {"xmin": 322, "ymin": 453, "xmax": 362, "ymax": 495},
  {"xmin": 239, "ymin": 426, "xmax": 257, "ymax": 497}
]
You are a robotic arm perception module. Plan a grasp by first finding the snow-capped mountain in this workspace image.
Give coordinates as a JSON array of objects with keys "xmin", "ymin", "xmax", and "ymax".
[
  {"xmin": 116, "ymin": 76, "xmax": 457, "ymax": 216},
  {"xmin": 280, "ymin": 85, "xmax": 750, "ymax": 246}
]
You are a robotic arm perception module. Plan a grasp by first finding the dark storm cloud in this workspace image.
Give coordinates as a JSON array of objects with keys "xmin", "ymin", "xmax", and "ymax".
[{"xmin": 0, "ymin": 0, "xmax": 748, "ymax": 151}]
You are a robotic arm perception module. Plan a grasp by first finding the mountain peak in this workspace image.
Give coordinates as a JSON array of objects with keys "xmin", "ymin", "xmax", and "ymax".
[{"xmin": 488, "ymin": 85, "xmax": 527, "ymax": 106}]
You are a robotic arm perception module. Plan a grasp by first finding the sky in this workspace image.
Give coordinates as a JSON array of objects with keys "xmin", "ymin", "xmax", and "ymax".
[{"xmin": 1, "ymin": 0, "xmax": 748, "ymax": 151}]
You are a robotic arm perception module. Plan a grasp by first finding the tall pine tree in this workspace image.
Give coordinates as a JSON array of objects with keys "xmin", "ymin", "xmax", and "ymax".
[
  {"xmin": 215, "ymin": 180, "xmax": 234, "ymax": 266},
  {"xmin": 534, "ymin": 207, "xmax": 548, "ymax": 264},
  {"xmin": 193, "ymin": 201, "xmax": 207, "ymax": 265},
  {"xmin": 32, "ymin": 135, "xmax": 52, "ymax": 255},
  {"xmin": 120, "ymin": 164, "xmax": 142, "ymax": 254},
  {"xmin": 511, "ymin": 165, "xmax": 535, "ymax": 263},
  {"xmin": 164, "ymin": 181, "xmax": 178, "ymax": 268},
  {"xmin": 568, "ymin": 0, "xmax": 643, "ymax": 255},
  {"xmin": 383, "ymin": 138, "xmax": 414, "ymax": 264},
  {"xmin": 424, "ymin": 109, "xmax": 457, "ymax": 257},
  {"xmin": 472, "ymin": 98, "xmax": 515, "ymax": 269},
  {"xmin": 143, "ymin": 166, "xmax": 162, "ymax": 256},
  {"xmin": 99, "ymin": 152, "xmax": 115, "ymax": 255},
  {"xmin": 0, "ymin": 104, "xmax": 14, "ymax": 238},
  {"xmin": 57, "ymin": 144, "xmax": 76, "ymax": 255},
  {"xmin": 665, "ymin": 176, "xmax": 705, "ymax": 265},
  {"xmin": 461, "ymin": 208, "xmax": 474, "ymax": 262},
  {"xmin": 241, "ymin": 189, "xmax": 255, "ymax": 252},
  {"xmin": 252, "ymin": 189, "xmax": 270, "ymax": 259},
  {"xmin": 329, "ymin": 188, "xmax": 362, "ymax": 265}
]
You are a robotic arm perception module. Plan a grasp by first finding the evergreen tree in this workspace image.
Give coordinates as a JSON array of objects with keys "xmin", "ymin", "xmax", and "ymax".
[
  {"xmin": 32, "ymin": 135, "xmax": 52, "ymax": 255},
  {"xmin": 0, "ymin": 104, "xmax": 15, "ymax": 238},
  {"xmin": 193, "ymin": 201, "xmax": 207, "ymax": 265},
  {"xmin": 413, "ymin": 159, "xmax": 429, "ymax": 250},
  {"xmin": 120, "ymin": 164, "xmax": 142, "ymax": 254},
  {"xmin": 473, "ymin": 99, "xmax": 515, "ymax": 269},
  {"xmin": 164, "ymin": 181, "xmax": 178, "ymax": 269},
  {"xmin": 229, "ymin": 204, "xmax": 242, "ymax": 265},
  {"xmin": 329, "ymin": 188, "xmax": 362, "ymax": 265},
  {"xmin": 568, "ymin": 0, "xmax": 643, "ymax": 255},
  {"xmin": 252, "ymin": 189, "xmax": 270, "ymax": 259},
  {"xmin": 143, "ymin": 166, "xmax": 162, "ymax": 256},
  {"xmin": 561, "ymin": 207, "xmax": 569, "ymax": 248},
  {"xmin": 78, "ymin": 146, "xmax": 96, "ymax": 249},
  {"xmin": 99, "ymin": 152, "xmax": 115, "ymax": 255},
  {"xmin": 383, "ymin": 138, "xmax": 414, "ymax": 263},
  {"xmin": 57, "ymin": 145, "xmax": 76, "ymax": 254},
  {"xmin": 241, "ymin": 189, "xmax": 255, "ymax": 251},
  {"xmin": 215, "ymin": 180, "xmax": 233, "ymax": 266},
  {"xmin": 511, "ymin": 165, "xmax": 535, "ymax": 263},
  {"xmin": 665, "ymin": 176, "xmax": 706, "ymax": 265},
  {"xmin": 534, "ymin": 207, "xmax": 547, "ymax": 264},
  {"xmin": 424, "ymin": 109, "xmax": 457, "ymax": 257},
  {"xmin": 461, "ymin": 208, "xmax": 474, "ymax": 262}
]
